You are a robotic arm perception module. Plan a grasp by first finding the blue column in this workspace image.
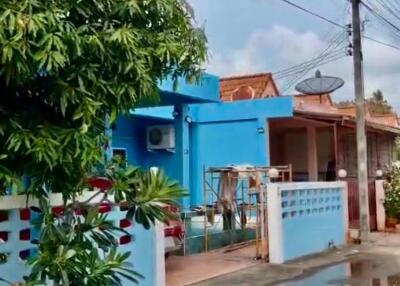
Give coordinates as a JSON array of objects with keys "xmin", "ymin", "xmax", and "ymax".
[
  {"xmin": 174, "ymin": 104, "xmax": 191, "ymax": 211},
  {"xmin": 257, "ymin": 117, "xmax": 269, "ymax": 166}
]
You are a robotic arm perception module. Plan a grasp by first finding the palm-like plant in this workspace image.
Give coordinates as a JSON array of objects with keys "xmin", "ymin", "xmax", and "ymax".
[{"xmin": 22, "ymin": 159, "xmax": 186, "ymax": 286}]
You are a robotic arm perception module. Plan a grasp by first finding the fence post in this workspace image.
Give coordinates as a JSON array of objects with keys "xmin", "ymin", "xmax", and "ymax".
[
  {"xmin": 375, "ymin": 180, "xmax": 386, "ymax": 232},
  {"xmin": 267, "ymin": 183, "xmax": 283, "ymax": 263},
  {"xmin": 154, "ymin": 221, "xmax": 166, "ymax": 286},
  {"xmin": 341, "ymin": 181, "xmax": 350, "ymax": 241}
]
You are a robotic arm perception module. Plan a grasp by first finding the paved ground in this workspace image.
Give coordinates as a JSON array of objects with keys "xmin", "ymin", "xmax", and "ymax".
[
  {"xmin": 188, "ymin": 233, "xmax": 400, "ymax": 286},
  {"xmin": 166, "ymin": 243, "xmax": 259, "ymax": 286}
]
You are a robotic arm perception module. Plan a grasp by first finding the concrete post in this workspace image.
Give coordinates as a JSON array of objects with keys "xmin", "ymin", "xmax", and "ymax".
[
  {"xmin": 352, "ymin": 0, "xmax": 370, "ymax": 242},
  {"xmin": 307, "ymin": 126, "xmax": 318, "ymax": 181},
  {"xmin": 154, "ymin": 222, "xmax": 166, "ymax": 286},
  {"xmin": 342, "ymin": 181, "xmax": 350, "ymax": 240},
  {"xmin": 375, "ymin": 179, "xmax": 386, "ymax": 232},
  {"xmin": 267, "ymin": 183, "xmax": 284, "ymax": 263}
]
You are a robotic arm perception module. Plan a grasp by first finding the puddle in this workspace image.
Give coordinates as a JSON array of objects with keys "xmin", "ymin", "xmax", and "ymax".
[{"xmin": 275, "ymin": 255, "xmax": 400, "ymax": 286}]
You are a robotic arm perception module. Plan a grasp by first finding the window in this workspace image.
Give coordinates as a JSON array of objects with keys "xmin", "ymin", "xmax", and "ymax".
[{"xmin": 112, "ymin": 148, "xmax": 127, "ymax": 167}]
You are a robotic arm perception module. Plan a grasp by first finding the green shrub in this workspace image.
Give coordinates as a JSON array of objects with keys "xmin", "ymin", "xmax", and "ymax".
[{"xmin": 384, "ymin": 162, "xmax": 400, "ymax": 218}]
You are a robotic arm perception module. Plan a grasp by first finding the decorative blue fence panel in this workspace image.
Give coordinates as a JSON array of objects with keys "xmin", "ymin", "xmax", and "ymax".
[
  {"xmin": 0, "ymin": 193, "xmax": 162, "ymax": 286},
  {"xmin": 268, "ymin": 182, "xmax": 347, "ymax": 263}
]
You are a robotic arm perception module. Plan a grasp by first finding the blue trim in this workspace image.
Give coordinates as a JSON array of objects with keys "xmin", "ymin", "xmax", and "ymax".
[
  {"xmin": 158, "ymin": 73, "xmax": 219, "ymax": 104},
  {"xmin": 131, "ymin": 106, "xmax": 174, "ymax": 121},
  {"xmin": 189, "ymin": 96, "xmax": 293, "ymax": 123}
]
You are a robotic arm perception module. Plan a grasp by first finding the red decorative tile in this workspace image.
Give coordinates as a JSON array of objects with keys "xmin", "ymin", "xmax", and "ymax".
[
  {"xmin": 119, "ymin": 219, "xmax": 132, "ymax": 228},
  {"xmin": 119, "ymin": 235, "xmax": 131, "ymax": 245},
  {"xmin": 98, "ymin": 203, "xmax": 112, "ymax": 214},
  {"xmin": 51, "ymin": 206, "xmax": 64, "ymax": 216},
  {"xmin": 0, "ymin": 211, "xmax": 8, "ymax": 223},
  {"xmin": 20, "ymin": 209, "xmax": 30, "ymax": 221},
  {"xmin": 19, "ymin": 250, "xmax": 30, "ymax": 260},
  {"xmin": 85, "ymin": 177, "xmax": 112, "ymax": 191},
  {"xmin": 119, "ymin": 202, "xmax": 129, "ymax": 211},
  {"xmin": 19, "ymin": 229, "xmax": 30, "ymax": 241},
  {"xmin": 0, "ymin": 232, "xmax": 8, "ymax": 242}
]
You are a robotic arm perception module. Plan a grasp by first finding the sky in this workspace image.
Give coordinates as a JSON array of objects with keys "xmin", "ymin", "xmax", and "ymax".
[{"xmin": 189, "ymin": 0, "xmax": 400, "ymax": 111}]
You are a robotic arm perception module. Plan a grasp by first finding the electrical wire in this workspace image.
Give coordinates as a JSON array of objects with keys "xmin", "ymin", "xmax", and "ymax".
[
  {"xmin": 274, "ymin": 0, "xmax": 400, "ymax": 94},
  {"xmin": 359, "ymin": 0, "xmax": 400, "ymax": 50},
  {"xmin": 363, "ymin": 35, "xmax": 400, "ymax": 51},
  {"xmin": 278, "ymin": 0, "xmax": 400, "ymax": 54},
  {"xmin": 274, "ymin": 30, "xmax": 348, "ymax": 77},
  {"xmin": 361, "ymin": 0, "xmax": 400, "ymax": 34},
  {"xmin": 279, "ymin": 0, "xmax": 347, "ymax": 29},
  {"xmin": 375, "ymin": 0, "xmax": 400, "ymax": 23},
  {"xmin": 275, "ymin": 30, "xmax": 350, "ymax": 93},
  {"xmin": 275, "ymin": 49, "xmax": 347, "ymax": 79},
  {"xmin": 280, "ymin": 54, "xmax": 348, "ymax": 94},
  {"xmin": 274, "ymin": 50, "xmax": 346, "ymax": 80}
]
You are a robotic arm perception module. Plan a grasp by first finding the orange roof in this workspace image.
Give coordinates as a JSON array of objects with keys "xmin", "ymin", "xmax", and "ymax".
[
  {"xmin": 368, "ymin": 113, "xmax": 399, "ymax": 127},
  {"xmin": 294, "ymin": 94, "xmax": 333, "ymax": 107},
  {"xmin": 219, "ymin": 72, "xmax": 400, "ymax": 132},
  {"xmin": 219, "ymin": 73, "xmax": 279, "ymax": 101},
  {"xmin": 294, "ymin": 96, "xmax": 400, "ymax": 131}
]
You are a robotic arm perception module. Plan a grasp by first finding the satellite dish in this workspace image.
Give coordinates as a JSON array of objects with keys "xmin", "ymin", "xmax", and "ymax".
[{"xmin": 295, "ymin": 70, "xmax": 344, "ymax": 95}]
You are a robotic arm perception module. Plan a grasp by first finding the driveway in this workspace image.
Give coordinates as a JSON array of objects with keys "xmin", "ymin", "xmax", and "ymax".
[{"xmin": 192, "ymin": 233, "xmax": 400, "ymax": 286}]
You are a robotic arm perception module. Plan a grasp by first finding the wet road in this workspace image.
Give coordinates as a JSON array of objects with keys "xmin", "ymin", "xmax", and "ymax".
[{"xmin": 275, "ymin": 254, "xmax": 400, "ymax": 286}]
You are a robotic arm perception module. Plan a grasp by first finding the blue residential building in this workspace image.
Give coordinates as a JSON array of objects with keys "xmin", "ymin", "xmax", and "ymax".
[{"xmin": 110, "ymin": 73, "xmax": 293, "ymax": 211}]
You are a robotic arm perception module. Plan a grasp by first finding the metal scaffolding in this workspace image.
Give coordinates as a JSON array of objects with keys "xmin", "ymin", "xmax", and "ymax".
[{"xmin": 202, "ymin": 165, "xmax": 292, "ymax": 259}]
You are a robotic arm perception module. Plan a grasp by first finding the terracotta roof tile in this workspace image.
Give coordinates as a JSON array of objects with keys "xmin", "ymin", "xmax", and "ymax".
[
  {"xmin": 219, "ymin": 72, "xmax": 399, "ymax": 130},
  {"xmin": 219, "ymin": 73, "xmax": 279, "ymax": 101},
  {"xmin": 294, "ymin": 94, "xmax": 333, "ymax": 106}
]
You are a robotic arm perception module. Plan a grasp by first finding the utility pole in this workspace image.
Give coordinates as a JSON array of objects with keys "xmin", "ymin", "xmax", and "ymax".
[{"xmin": 351, "ymin": 0, "xmax": 370, "ymax": 242}]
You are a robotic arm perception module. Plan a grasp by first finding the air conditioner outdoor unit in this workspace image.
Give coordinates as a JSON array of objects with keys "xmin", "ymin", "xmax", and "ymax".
[{"xmin": 147, "ymin": 125, "xmax": 175, "ymax": 151}]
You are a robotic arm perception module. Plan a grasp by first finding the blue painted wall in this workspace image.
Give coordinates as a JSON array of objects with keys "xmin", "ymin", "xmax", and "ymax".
[
  {"xmin": 189, "ymin": 119, "xmax": 267, "ymax": 206},
  {"xmin": 111, "ymin": 116, "xmax": 181, "ymax": 181},
  {"xmin": 112, "ymin": 96, "xmax": 293, "ymax": 210},
  {"xmin": 158, "ymin": 73, "xmax": 219, "ymax": 104},
  {"xmin": 187, "ymin": 96, "xmax": 292, "ymax": 207},
  {"xmin": 280, "ymin": 187, "xmax": 345, "ymax": 261},
  {"xmin": 189, "ymin": 96, "xmax": 293, "ymax": 123},
  {"xmin": 0, "ymin": 208, "xmax": 157, "ymax": 286},
  {"xmin": 112, "ymin": 116, "xmax": 143, "ymax": 165}
]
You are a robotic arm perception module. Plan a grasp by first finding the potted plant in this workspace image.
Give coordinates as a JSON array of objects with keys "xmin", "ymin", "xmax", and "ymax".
[
  {"xmin": 384, "ymin": 194, "xmax": 399, "ymax": 228},
  {"xmin": 384, "ymin": 163, "xmax": 400, "ymax": 228}
]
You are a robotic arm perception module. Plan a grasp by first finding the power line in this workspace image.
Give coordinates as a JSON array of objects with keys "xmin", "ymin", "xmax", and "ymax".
[
  {"xmin": 359, "ymin": 0, "xmax": 400, "ymax": 50},
  {"xmin": 362, "ymin": 35, "xmax": 400, "ymax": 51},
  {"xmin": 274, "ymin": 49, "xmax": 346, "ymax": 79},
  {"xmin": 276, "ymin": 30, "xmax": 350, "ymax": 92},
  {"xmin": 275, "ymin": 0, "xmax": 400, "ymax": 94},
  {"xmin": 375, "ymin": 0, "xmax": 400, "ymax": 23},
  {"xmin": 279, "ymin": 0, "xmax": 400, "ymax": 54},
  {"xmin": 274, "ymin": 30, "xmax": 348, "ymax": 77},
  {"xmin": 280, "ymin": 54, "xmax": 348, "ymax": 93},
  {"xmin": 361, "ymin": 0, "xmax": 400, "ymax": 34},
  {"xmin": 279, "ymin": 0, "xmax": 347, "ymax": 29}
]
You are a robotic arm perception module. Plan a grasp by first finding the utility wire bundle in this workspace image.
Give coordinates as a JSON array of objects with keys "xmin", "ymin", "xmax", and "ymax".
[
  {"xmin": 361, "ymin": 0, "xmax": 400, "ymax": 40},
  {"xmin": 276, "ymin": 0, "xmax": 400, "ymax": 94},
  {"xmin": 275, "ymin": 30, "xmax": 350, "ymax": 94}
]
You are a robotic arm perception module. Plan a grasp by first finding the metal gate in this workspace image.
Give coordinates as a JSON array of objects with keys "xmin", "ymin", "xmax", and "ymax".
[{"xmin": 346, "ymin": 179, "xmax": 377, "ymax": 231}]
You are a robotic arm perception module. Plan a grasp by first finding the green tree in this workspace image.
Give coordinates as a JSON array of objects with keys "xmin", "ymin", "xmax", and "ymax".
[
  {"xmin": 368, "ymin": 89, "xmax": 393, "ymax": 114},
  {"xmin": 0, "ymin": 0, "xmax": 205, "ymax": 284},
  {"xmin": 335, "ymin": 89, "xmax": 393, "ymax": 115}
]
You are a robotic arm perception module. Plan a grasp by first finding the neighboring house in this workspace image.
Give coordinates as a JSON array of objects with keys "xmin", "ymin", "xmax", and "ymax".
[
  {"xmin": 221, "ymin": 73, "xmax": 400, "ymax": 230},
  {"xmin": 219, "ymin": 73, "xmax": 279, "ymax": 101}
]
